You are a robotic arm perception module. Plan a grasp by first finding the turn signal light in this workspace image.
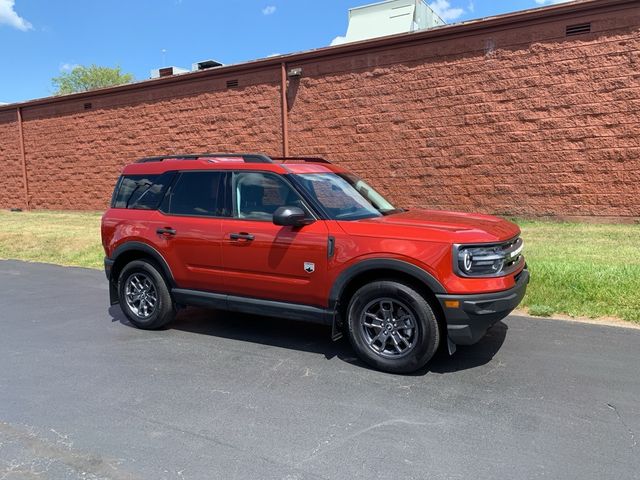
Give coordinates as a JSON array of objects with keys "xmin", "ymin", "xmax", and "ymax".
[{"xmin": 444, "ymin": 300, "xmax": 460, "ymax": 308}]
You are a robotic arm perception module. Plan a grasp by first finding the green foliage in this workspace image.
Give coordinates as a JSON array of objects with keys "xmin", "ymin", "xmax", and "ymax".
[{"xmin": 52, "ymin": 65, "xmax": 134, "ymax": 95}]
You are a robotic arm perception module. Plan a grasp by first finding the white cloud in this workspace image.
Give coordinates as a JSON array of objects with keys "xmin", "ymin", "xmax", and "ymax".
[
  {"xmin": 0, "ymin": 0, "xmax": 32, "ymax": 31},
  {"xmin": 467, "ymin": 1, "xmax": 474, "ymax": 13},
  {"xmin": 59, "ymin": 63, "xmax": 80, "ymax": 72},
  {"xmin": 535, "ymin": 0, "xmax": 573, "ymax": 4},
  {"xmin": 330, "ymin": 35, "xmax": 347, "ymax": 46},
  {"xmin": 262, "ymin": 5, "xmax": 276, "ymax": 15},
  {"xmin": 429, "ymin": 0, "xmax": 464, "ymax": 21}
]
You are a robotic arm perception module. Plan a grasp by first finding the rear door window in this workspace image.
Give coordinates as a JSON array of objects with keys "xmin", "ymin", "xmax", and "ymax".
[{"xmin": 161, "ymin": 171, "xmax": 230, "ymax": 217}]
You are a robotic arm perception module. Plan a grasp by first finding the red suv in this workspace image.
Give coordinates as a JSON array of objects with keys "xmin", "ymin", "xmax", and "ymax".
[{"xmin": 102, "ymin": 153, "xmax": 528, "ymax": 373}]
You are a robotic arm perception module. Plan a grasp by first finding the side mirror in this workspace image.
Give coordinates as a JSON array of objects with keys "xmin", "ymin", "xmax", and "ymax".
[{"xmin": 273, "ymin": 206, "xmax": 314, "ymax": 227}]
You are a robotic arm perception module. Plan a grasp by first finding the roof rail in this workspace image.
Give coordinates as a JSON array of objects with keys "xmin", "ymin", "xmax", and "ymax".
[
  {"xmin": 270, "ymin": 156, "xmax": 332, "ymax": 164},
  {"xmin": 136, "ymin": 153, "xmax": 273, "ymax": 164}
]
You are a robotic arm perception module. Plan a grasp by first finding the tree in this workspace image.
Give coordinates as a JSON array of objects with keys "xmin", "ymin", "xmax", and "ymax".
[{"xmin": 52, "ymin": 65, "xmax": 134, "ymax": 95}]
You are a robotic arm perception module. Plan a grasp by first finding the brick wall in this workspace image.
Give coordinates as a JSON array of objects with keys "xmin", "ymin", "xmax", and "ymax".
[
  {"xmin": 1, "ymin": 0, "xmax": 638, "ymax": 219},
  {"xmin": 0, "ymin": 110, "xmax": 24, "ymax": 208},
  {"xmin": 17, "ymin": 69, "xmax": 282, "ymax": 210},
  {"xmin": 287, "ymin": 5, "xmax": 640, "ymax": 218}
]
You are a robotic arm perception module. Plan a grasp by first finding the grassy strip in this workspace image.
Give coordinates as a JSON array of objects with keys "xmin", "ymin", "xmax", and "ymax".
[
  {"xmin": 0, "ymin": 210, "xmax": 638, "ymax": 323},
  {"xmin": 517, "ymin": 220, "xmax": 640, "ymax": 323},
  {"xmin": 0, "ymin": 210, "xmax": 103, "ymax": 269}
]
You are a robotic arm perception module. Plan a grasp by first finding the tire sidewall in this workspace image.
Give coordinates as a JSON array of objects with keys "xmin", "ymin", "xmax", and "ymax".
[
  {"xmin": 118, "ymin": 260, "xmax": 173, "ymax": 329},
  {"xmin": 347, "ymin": 281, "xmax": 440, "ymax": 373}
]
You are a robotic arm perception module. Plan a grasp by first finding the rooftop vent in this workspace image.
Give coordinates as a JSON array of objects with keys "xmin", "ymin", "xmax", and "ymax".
[
  {"xmin": 192, "ymin": 59, "xmax": 224, "ymax": 71},
  {"xmin": 226, "ymin": 79, "xmax": 239, "ymax": 89},
  {"xmin": 566, "ymin": 23, "xmax": 591, "ymax": 36},
  {"xmin": 332, "ymin": 0, "xmax": 446, "ymax": 45},
  {"xmin": 150, "ymin": 66, "xmax": 190, "ymax": 79}
]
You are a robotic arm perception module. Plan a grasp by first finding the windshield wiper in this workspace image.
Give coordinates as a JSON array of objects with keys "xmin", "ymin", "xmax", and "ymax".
[{"xmin": 381, "ymin": 208, "xmax": 405, "ymax": 216}]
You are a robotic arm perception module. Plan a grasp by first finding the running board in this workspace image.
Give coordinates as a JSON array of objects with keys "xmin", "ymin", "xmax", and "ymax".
[{"xmin": 172, "ymin": 288, "xmax": 334, "ymax": 326}]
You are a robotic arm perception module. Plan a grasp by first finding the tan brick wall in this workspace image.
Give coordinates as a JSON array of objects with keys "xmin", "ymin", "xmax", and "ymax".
[{"xmin": 0, "ymin": 1, "xmax": 638, "ymax": 218}]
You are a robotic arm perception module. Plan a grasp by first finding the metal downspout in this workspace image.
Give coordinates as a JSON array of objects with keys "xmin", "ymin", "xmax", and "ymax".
[
  {"xmin": 280, "ymin": 62, "xmax": 289, "ymax": 157},
  {"xmin": 16, "ymin": 107, "xmax": 30, "ymax": 210}
]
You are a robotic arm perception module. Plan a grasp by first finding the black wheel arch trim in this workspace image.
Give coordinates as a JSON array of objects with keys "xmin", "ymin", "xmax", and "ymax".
[
  {"xmin": 108, "ymin": 241, "xmax": 176, "ymax": 288},
  {"xmin": 328, "ymin": 258, "xmax": 446, "ymax": 311}
]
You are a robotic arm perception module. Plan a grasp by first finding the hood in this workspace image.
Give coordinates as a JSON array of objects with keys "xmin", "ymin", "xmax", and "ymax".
[{"xmin": 338, "ymin": 209, "xmax": 520, "ymax": 244}]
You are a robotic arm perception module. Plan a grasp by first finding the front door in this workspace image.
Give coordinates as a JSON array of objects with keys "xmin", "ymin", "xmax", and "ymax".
[{"xmin": 220, "ymin": 171, "xmax": 329, "ymax": 307}]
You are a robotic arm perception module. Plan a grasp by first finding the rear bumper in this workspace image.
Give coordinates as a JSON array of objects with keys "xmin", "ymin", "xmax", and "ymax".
[{"xmin": 436, "ymin": 268, "xmax": 529, "ymax": 346}]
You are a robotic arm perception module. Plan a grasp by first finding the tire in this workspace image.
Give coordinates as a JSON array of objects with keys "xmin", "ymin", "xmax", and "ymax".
[
  {"xmin": 118, "ymin": 260, "xmax": 175, "ymax": 330},
  {"xmin": 346, "ymin": 280, "xmax": 440, "ymax": 374}
]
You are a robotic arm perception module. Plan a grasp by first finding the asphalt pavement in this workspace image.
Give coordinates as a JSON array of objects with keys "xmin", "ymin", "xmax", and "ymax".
[{"xmin": 0, "ymin": 260, "xmax": 638, "ymax": 480}]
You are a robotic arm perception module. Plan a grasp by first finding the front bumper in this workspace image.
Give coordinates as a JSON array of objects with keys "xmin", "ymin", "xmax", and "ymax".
[{"xmin": 436, "ymin": 268, "xmax": 529, "ymax": 346}]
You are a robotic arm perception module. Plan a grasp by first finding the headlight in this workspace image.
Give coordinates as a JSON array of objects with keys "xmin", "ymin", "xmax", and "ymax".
[{"xmin": 455, "ymin": 237, "xmax": 524, "ymax": 277}]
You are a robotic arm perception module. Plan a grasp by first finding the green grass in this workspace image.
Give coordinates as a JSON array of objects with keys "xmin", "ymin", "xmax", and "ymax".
[
  {"xmin": 0, "ymin": 210, "xmax": 103, "ymax": 269},
  {"xmin": 0, "ymin": 210, "xmax": 638, "ymax": 323},
  {"xmin": 516, "ymin": 220, "xmax": 640, "ymax": 324}
]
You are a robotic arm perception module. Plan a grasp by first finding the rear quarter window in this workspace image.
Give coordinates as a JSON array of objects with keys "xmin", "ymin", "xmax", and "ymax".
[{"xmin": 111, "ymin": 172, "xmax": 176, "ymax": 209}]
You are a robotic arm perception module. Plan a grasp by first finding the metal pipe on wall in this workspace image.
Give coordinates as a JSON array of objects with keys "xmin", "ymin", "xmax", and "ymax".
[
  {"xmin": 16, "ymin": 107, "xmax": 30, "ymax": 211},
  {"xmin": 280, "ymin": 62, "xmax": 289, "ymax": 157}
]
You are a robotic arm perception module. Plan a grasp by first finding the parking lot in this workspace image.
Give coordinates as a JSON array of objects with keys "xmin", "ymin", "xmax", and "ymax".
[{"xmin": 0, "ymin": 259, "xmax": 638, "ymax": 479}]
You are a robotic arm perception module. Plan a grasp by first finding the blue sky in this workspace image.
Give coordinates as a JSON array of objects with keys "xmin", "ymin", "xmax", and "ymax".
[{"xmin": 0, "ymin": 0, "xmax": 571, "ymax": 104}]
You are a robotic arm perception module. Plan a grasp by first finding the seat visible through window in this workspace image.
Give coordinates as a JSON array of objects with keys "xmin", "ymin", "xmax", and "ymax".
[{"xmin": 234, "ymin": 172, "xmax": 306, "ymax": 221}]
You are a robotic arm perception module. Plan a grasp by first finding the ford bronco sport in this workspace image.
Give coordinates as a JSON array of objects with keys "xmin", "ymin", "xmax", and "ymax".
[{"xmin": 102, "ymin": 153, "xmax": 528, "ymax": 373}]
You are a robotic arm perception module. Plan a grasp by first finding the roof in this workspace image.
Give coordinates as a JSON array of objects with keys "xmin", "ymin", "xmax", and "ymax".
[{"xmin": 0, "ymin": 0, "xmax": 633, "ymax": 113}]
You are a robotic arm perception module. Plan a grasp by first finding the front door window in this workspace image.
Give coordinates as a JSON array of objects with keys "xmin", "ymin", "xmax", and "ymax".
[{"xmin": 233, "ymin": 172, "xmax": 308, "ymax": 221}]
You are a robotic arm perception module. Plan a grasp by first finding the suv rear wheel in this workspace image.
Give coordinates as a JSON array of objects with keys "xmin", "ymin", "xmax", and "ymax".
[
  {"xmin": 118, "ymin": 260, "xmax": 175, "ymax": 329},
  {"xmin": 346, "ymin": 280, "xmax": 440, "ymax": 373}
]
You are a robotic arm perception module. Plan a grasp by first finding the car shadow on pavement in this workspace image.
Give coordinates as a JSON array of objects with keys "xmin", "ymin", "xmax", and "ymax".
[
  {"xmin": 426, "ymin": 321, "xmax": 508, "ymax": 375},
  {"xmin": 109, "ymin": 306, "xmax": 507, "ymax": 375}
]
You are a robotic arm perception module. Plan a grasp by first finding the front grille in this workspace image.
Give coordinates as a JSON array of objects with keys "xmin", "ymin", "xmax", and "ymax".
[
  {"xmin": 500, "ymin": 237, "xmax": 524, "ymax": 269},
  {"xmin": 453, "ymin": 236, "xmax": 525, "ymax": 278}
]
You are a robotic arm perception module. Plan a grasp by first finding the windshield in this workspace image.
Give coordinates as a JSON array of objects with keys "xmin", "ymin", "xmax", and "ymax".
[{"xmin": 293, "ymin": 172, "xmax": 398, "ymax": 220}]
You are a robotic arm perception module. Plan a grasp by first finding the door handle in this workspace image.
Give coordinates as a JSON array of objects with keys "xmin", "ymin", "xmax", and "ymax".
[
  {"xmin": 230, "ymin": 232, "xmax": 254, "ymax": 241},
  {"xmin": 157, "ymin": 227, "xmax": 177, "ymax": 236}
]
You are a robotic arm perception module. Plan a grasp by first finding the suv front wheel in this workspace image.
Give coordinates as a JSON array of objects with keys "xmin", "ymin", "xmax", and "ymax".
[
  {"xmin": 118, "ymin": 260, "xmax": 175, "ymax": 330},
  {"xmin": 346, "ymin": 280, "xmax": 440, "ymax": 373}
]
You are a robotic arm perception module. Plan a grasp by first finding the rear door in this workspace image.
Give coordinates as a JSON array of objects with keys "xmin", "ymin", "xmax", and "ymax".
[
  {"xmin": 219, "ymin": 171, "xmax": 329, "ymax": 307},
  {"xmin": 157, "ymin": 170, "xmax": 230, "ymax": 292}
]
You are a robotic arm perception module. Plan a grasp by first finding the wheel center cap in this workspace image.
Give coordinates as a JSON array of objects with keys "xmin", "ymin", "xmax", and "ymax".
[{"xmin": 385, "ymin": 323, "xmax": 393, "ymax": 331}]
